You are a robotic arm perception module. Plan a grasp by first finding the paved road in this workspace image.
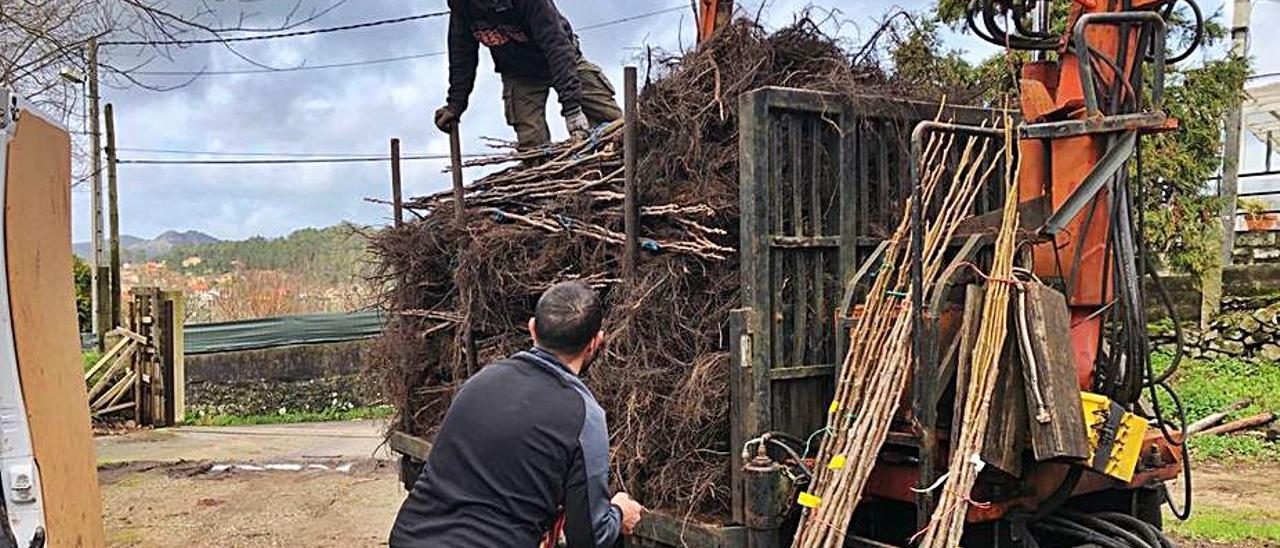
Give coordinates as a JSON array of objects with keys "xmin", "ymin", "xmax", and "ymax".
[{"xmin": 94, "ymin": 419, "xmax": 393, "ymax": 464}]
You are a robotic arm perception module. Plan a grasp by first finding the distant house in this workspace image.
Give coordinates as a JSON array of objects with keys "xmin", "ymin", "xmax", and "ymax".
[
  {"xmin": 181, "ymin": 256, "xmax": 203, "ymax": 268},
  {"xmin": 187, "ymin": 277, "xmax": 210, "ymax": 293}
]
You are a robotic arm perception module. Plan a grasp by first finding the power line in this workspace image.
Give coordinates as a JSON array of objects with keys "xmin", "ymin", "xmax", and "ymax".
[
  {"xmin": 126, "ymin": 51, "xmax": 444, "ymax": 76},
  {"xmin": 118, "ymin": 147, "xmax": 406, "ymax": 157},
  {"xmin": 114, "ymin": 4, "xmax": 689, "ymax": 77},
  {"xmin": 577, "ymin": 5, "xmax": 688, "ymax": 31},
  {"xmin": 118, "ymin": 153, "xmax": 488, "ymax": 165},
  {"xmin": 100, "ymin": 10, "xmax": 451, "ymax": 46}
]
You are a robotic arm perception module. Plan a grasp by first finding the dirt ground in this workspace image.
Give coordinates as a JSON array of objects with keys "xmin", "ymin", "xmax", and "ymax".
[
  {"xmin": 99, "ymin": 460, "xmax": 403, "ymax": 547},
  {"xmin": 95, "ymin": 422, "xmax": 1280, "ymax": 547},
  {"xmin": 1166, "ymin": 462, "xmax": 1280, "ymax": 548}
]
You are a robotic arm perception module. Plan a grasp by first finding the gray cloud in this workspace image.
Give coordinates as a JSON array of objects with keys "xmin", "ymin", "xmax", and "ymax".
[{"xmin": 72, "ymin": 0, "xmax": 1260, "ymax": 240}]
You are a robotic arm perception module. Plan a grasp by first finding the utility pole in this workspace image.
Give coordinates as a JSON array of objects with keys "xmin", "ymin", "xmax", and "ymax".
[
  {"xmin": 105, "ymin": 103, "xmax": 122, "ymax": 329},
  {"xmin": 1203, "ymin": 0, "xmax": 1252, "ymax": 325},
  {"xmin": 87, "ymin": 38, "xmax": 111, "ymax": 346},
  {"xmin": 1220, "ymin": 0, "xmax": 1252, "ymax": 267}
]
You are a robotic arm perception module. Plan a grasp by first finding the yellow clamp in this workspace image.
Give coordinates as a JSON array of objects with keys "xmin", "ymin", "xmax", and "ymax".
[
  {"xmin": 827, "ymin": 454, "xmax": 847, "ymax": 470},
  {"xmin": 797, "ymin": 491, "xmax": 822, "ymax": 508}
]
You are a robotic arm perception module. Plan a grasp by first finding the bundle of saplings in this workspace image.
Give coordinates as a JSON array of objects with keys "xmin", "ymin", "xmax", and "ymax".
[{"xmin": 367, "ymin": 17, "xmax": 957, "ymax": 517}]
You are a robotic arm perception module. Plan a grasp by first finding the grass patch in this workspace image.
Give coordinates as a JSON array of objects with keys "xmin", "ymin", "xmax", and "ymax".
[
  {"xmin": 183, "ymin": 404, "xmax": 394, "ymax": 427},
  {"xmin": 1154, "ymin": 353, "xmax": 1280, "ymax": 462},
  {"xmin": 1166, "ymin": 506, "xmax": 1280, "ymax": 543},
  {"xmin": 1187, "ymin": 435, "xmax": 1280, "ymax": 461},
  {"xmin": 82, "ymin": 350, "xmax": 102, "ymax": 372},
  {"xmin": 108, "ymin": 528, "xmax": 144, "ymax": 545}
]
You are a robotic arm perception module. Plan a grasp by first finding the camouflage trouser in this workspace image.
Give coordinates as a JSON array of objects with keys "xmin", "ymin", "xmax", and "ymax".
[{"xmin": 501, "ymin": 59, "xmax": 623, "ymax": 151}]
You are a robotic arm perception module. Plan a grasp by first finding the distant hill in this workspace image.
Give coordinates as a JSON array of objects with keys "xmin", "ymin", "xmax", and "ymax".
[
  {"xmin": 155, "ymin": 223, "xmax": 369, "ymax": 285},
  {"xmin": 74, "ymin": 230, "xmax": 220, "ymax": 260}
]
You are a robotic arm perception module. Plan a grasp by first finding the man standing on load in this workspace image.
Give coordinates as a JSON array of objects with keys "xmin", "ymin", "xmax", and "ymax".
[{"xmin": 433, "ymin": 0, "xmax": 623, "ymax": 150}]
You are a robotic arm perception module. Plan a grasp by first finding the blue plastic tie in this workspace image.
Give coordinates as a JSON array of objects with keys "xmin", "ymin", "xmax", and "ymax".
[{"xmin": 571, "ymin": 122, "xmax": 610, "ymax": 161}]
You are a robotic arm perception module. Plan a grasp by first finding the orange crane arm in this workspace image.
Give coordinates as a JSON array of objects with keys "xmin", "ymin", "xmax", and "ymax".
[{"xmin": 698, "ymin": 0, "xmax": 734, "ymax": 42}]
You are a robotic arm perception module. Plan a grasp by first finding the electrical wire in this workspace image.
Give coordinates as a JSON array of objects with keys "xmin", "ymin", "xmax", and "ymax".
[
  {"xmin": 116, "ymin": 146, "xmax": 450, "ymax": 158},
  {"xmin": 100, "ymin": 10, "xmax": 452, "ymax": 46},
  {"xmin": 116, "ymin": 153, "xmax": 487, "ymax": 165},
  {"xmin": 110, "ymin": 4, "xmax": 688, "ymax": 77},
  {"xmin": 575, "ymin": 5, "xmax": 688, "ymax": 31},
  {"xmin": 125, "ymin": 51, "xmax": 445, "ymax": 76}
]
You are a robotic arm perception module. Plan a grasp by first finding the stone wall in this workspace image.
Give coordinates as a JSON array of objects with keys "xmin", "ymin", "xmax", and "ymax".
[
  {"xmin": 1232, "ymin": 230, "xmax": 1280, "ymax": 265},
  {"xmin": 1146, "ymin": 264, "xmax": 1280, "ymax": 322},
  {"xmin": 184, "ymin": 340, "xmax": 377, "ymax": 417},
  {"xmin": 185, "ymin": 339, "xmax": 370, "ymax": 383},
  {"xmin": 1152, "ymin": 301, "xmax": 1280, "ymax": 362}
]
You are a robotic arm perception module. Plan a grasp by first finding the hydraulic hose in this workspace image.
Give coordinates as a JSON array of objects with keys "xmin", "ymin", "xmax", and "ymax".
[
  {"xmin": 1061, "ymin": 510, "xmax": 1157, "ymax": 548},
  {"xmin": 1095, "ymin": 512, "xmax": 1176, "ymax": 548}
]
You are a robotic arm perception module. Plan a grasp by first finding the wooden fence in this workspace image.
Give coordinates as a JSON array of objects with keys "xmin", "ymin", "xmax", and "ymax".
[{"xmin": 84, "ymin": 288, "xmax": 184, "ymax": 426}]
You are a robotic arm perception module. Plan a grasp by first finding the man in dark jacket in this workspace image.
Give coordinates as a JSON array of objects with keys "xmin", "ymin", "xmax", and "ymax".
[
  {"xmin": 433, "ymin": 0, "xmax": 622, "ymax": 151},
  {"xmin": 390, "ymin": 281, "xmax": 644, "ymax": 547}
]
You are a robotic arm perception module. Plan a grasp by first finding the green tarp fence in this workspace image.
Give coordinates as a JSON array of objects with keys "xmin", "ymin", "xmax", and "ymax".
[{"xmin": 184, "ymin": 310, "xmax": 384, "ymax": 355}]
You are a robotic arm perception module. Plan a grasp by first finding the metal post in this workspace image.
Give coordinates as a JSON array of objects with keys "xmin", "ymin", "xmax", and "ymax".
[
  {"xmin": 87, "ymin": 38, "xmax": 110, "ymax": 346},
  {"xmin": 105, "ymin": 103, "xmax": 121, "ymax": 329},
  {"xmin": 390, "ymin": 138, "xmax": 404, "ymax": 227},
  {"xmin": 1204, "ymin": 0, "xmax": 1251, "ymax": 324},
  {"xmin": 623, "ymin": 66, "xmax": 639, "ymax": 281},
  {"xmin": 1268, "ymin": 131, "xmax": 1273, "ymax": 174}
]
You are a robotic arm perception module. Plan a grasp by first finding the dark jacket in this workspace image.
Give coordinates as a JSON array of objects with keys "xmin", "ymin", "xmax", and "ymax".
[
  {"xmin": 446, "ymin": 0, "xmax": 583, "ymax": 116},
  {"xmin": 389, "ymin": 347, "xmax": 621, "ymax": 548}
]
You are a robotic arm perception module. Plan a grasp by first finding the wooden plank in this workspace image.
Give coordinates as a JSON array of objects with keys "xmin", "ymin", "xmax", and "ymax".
[
  {"xmin": 631, "ymin": 510, "xmax": 741, "ymax": 548},
  {"xmin": 980, "ymin": 340, "xmax": 1028, "ymax": 477},
  {"xmin": 769, "ymin": 235, "xmax": 840, "ymax": 248},
  {"xmin": 167, "ymin": 292, "xmax": 185, "ymax": 424},
  {"xmin": 810, "ymin": 118, "xmax": 829, "ymax": 369},
  {"xmin": 157, "ymin": 291, "xmax": 182, "ymax": 426},
  {"xmin": 91, "ymin": 369, "xmax": 137, "ymax": 411},
  {"xmin": 86, "ymin": 341, "xmax": 136, "ymax": 401},
  {"xmin": 115, "ymin": 326, "xmax": 146, "ymax": 345},
  {"xmin": 790, "ymin": 114, "xmax": 808, "ymax": 366},
  {"xmin": 83, "ymin": 335, "xmax": 130, "ymax": 381},
  {"xmin": 98, "ymin": 372, "xmax": 138, "ymax": 411},
  {"xmin": 1023, "ymin": 283, "xmax": 1091, "ymax": 461},
  {"xmin": 727, "ymin": 309, "xmax": 749, "ymax": 524},
  {"xmin": 1186, "ymin": 398, "xmax": 1252, "ymax": 434},
  {"xmin": 389, "ymin": 431, "xmax": 432, "ymax": 460},
  {"xmin": 1196, "ymin": 412, "xmax": 1277, "ymax": 437},
  {"xmin": 739, "ymin": 89, "xmax": 773, "ymax": 440},
  {"xmin": 951, "ymin": 285, "xmax": 985, "ymax": 456},
  {"xmin": 767, "ymin": 364, "xmax": 836, "ymax": 380},
  {"xmin": 5, "ymin": 107, "xmax": 106, "ymax": 546},
  {"xmin": 93, "ymin": 401, "xmax": 136, "ymax": 418}
]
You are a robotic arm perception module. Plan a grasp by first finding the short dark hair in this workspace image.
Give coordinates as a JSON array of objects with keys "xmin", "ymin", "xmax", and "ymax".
[{"xmin": 534, "ymin": 281, "xmax": 603, "ymax": 355}]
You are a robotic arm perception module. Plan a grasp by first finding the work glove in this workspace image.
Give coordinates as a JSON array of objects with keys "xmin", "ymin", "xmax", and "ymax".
[
  {"xmin": 434, "ymin": 105, "xmax": 459, "ymax": 133},
  {"xmin": 565, "ymin": 109, "xmax": 590, "ymax": 142}
]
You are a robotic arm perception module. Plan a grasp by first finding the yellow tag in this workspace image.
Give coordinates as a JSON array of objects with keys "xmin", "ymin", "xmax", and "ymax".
[
  {"xmin": 828, "ymin": 400, "xmax": 840, "ymax": 414},
  {"xmin": 797, "ymin": 492, "xmax": 822, "ymax": 508},
  {"xmin": 827, "ymin": 455, "xmax": 847, "ymax": 470}
]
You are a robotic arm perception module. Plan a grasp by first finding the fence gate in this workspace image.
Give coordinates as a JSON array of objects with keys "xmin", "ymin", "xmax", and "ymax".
[{"xmin": 728, "ymin": 87, "xmax": 991, "ymax": 523}]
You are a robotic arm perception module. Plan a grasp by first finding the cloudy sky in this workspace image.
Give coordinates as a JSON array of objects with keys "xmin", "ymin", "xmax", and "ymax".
[{"xmin": 71, "ymin": 0, "xmax": 1279, "ymax": 242}]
